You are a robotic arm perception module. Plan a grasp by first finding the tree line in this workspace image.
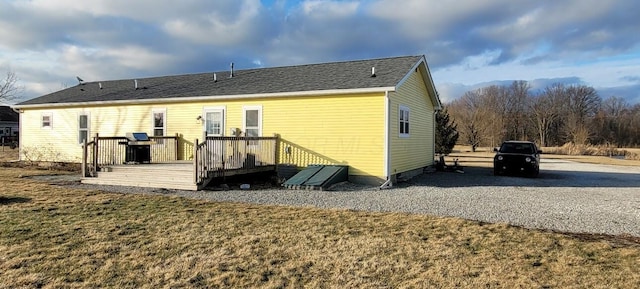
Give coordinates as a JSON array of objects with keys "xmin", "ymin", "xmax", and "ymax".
[{"xmin": 446, "ymin": 81, "xmax": 640, "ymax": 150}]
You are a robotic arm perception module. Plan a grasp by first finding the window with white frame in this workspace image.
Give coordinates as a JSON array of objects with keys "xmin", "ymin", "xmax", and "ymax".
[
  {"xmin": 399, "ymin": 105, "xmax": 410, "ymax": 137},
  {"xmin": 78, "ymin": 113, "xmax": 90, "ymax": 144},
  {"xmin": 152, "ymin": 109, "xmax": 166, "ymax": 137},
  {"xmin": 243, "ymin": 106, "xmax": 262, "ymax": 138},
  {"xmin": 41, "ymin": 113, "xmax": 52, "ymax": 128}
]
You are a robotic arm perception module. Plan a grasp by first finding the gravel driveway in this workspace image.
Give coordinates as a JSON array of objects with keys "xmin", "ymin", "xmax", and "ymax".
[{"xmin": 66, "ymin": 158, "xmax": 640, "ymax": 237}]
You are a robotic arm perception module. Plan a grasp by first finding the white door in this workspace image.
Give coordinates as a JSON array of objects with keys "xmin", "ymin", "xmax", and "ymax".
[{"xmin": 203, "ymin": 109, "xmax": 225, "ymax": 166}]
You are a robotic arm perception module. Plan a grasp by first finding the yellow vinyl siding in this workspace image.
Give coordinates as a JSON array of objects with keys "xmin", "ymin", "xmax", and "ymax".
[
  {"xmin": 146, "ymin": 95, "xmax": 385, "ymax": 177},
  {"xmin": 19, "ymin": 93, "xmax": 386, "ymax": 178},
  {"xmin": 260, "ymin": 94, "xmax": 385, "ymax": 177},
  {"xmin": 389, "ymin": 68, "xmax": 436, "ymax": 175}
]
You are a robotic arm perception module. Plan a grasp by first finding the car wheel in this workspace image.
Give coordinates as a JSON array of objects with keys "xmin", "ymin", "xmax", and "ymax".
[{"xmin": 530, "ymin": 169, "xmax": 539, "ymax": 178}]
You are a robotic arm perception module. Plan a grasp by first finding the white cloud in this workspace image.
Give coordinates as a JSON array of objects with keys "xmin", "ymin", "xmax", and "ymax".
[
  {"xmin": 163, "ymin": 1, "xmax": 262, "ymax": 46},
  {"xmin": 301, "ymin": 0, "xmax": 360, "ymax": 19},
  {"xmin": 1, "ymin": 0, "xmax": 639, "ymax": 104}
]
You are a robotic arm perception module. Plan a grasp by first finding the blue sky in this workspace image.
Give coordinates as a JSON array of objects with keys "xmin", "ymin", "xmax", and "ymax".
[{"xmin": 1, "ymin": 0, "xmax": 639, "ymax": 104}]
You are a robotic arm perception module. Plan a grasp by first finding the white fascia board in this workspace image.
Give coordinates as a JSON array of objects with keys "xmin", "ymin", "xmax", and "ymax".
[
  {"xmin": 396, "ymin": 56, "xmax": 442, "ymax": 110},
  {"xmin": 13, "ymin": 87, "xmax": 396, "ymax": 109}
]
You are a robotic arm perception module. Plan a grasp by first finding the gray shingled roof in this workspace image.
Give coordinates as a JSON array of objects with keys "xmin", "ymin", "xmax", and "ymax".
[
  {"xmin": 17, "ymin": 55, "xmax": 424, "ymax": 106},
  {"xmin": 0, "ymin": 106, "xmax": 18, "ymax": 122}
]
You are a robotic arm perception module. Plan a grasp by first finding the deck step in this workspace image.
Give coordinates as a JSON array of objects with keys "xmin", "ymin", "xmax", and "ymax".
[{"xmin": 82, "ymin": 163, "xmax": 197, "ymax": 191}]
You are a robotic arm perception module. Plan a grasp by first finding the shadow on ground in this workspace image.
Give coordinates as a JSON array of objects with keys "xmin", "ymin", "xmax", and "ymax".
[
  {"xmin": 0, "ymin": 196, "xmax": 31, "ymax": 205},
  {"xmin": 408, "ymin": 166, "xmax": 640, "ymax": 188}
]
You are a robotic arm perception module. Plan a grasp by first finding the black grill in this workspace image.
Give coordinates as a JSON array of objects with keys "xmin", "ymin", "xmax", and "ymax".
[{"xmin": 121, "ymin": 132, "xmax": 153, "ymax": 164}]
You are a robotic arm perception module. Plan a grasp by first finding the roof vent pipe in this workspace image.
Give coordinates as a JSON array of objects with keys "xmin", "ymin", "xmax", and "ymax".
[
  {"xmin": 134, "ymin": 79, "xmax": 138, "ymax": 89},
  {"xmin": 371, "ymin": 67, "xmax": 376, "ymax": 77},
  {"xmin": 214, "ymin": 73, "xmax": 217, "ymax": 82},
  {"xmin": 99, "ymin": 82, "xmax": 102, "ymax": 89},
  {"xmin": 230, "ymin": 62, "xmax": 234, "ymax": 78}
]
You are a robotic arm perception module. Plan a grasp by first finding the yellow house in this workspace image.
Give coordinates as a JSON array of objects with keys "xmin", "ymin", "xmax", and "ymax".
[{"xmin": 13, "ymin": 55, "xmax": 441, "ymax": 189}]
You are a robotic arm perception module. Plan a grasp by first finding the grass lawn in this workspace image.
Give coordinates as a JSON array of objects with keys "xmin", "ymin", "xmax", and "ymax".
[{"xmin": 1, "ymin": 166, "xmax": 639, "ymax": 288}]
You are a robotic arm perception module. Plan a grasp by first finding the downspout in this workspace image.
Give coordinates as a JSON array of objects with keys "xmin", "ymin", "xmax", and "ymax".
[
  {"xmin": 433, "ymin": 91, "xmax": 442, "ymax": 165},
  {"xmin": 433, "ymin": 109, "xmax": 438, "ymax": 164},
  {"xmin": 380, "ymin": 91, "xmax": 393, "ymax": 189}
]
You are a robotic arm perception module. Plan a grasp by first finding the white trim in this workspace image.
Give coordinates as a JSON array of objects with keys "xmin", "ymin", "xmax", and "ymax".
[
  {"xmin": 78, "ymin": 112, "xmax": 90, "ymax": 144},
  {"xmin": 399, "ymin": 105, "xmax": 410, "ymax": 138},
  {"xmin": 382, "ymin": 91, "xmax": 392, "ymax": 189},
  {"xmin": 151, "ymin": 108, "xmax": 167, "ymax": 136},
  {"xmin": 202, "ymin": 106, "xmax": 226, "ymax": 137},
  {"xmin": 395, "ymin": 56, "xmax": 442, "ymax": 110},
  {"xmin": 14, "ymin": 87, "xmax": 396, "ymax": 109},
  {"xmin": 242, "ymin": 105, "xmax": 262, "ymax": 137},
  {"xmin": 41, "ymin": 112, "xmax": 52, "ymax": 129}
]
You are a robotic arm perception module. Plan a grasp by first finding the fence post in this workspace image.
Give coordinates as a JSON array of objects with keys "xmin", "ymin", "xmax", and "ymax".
[{"xmin": 193, "ymin": 139, "xmax": 199, "ymax": 184}]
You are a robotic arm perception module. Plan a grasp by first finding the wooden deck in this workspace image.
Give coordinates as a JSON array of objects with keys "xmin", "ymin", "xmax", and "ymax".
[
  {"xmin": 81, "ymin": 135, "xmax": 279, "ymax": 191},
  {"xmin": 81, "ymin": 161, "xmax": 276, "ymax": 191},
  {"xmin": 82, "ymin": 162, "xmax": 197, "ymax": 190}
]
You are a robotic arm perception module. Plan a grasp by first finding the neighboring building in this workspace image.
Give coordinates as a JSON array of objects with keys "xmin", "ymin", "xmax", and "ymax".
[
  {"xmin": 13, "ymin": 55, "xmax": 441, "ymax": 185},
  {"xmin": 0, "ymin": 105, "xmax": 19, "ymax": 142}
]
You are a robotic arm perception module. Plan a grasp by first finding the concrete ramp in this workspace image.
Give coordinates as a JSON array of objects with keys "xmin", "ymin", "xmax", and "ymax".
[{"xmin": 283, "ymin": 165, "xmax": 348, "ymax": 190}]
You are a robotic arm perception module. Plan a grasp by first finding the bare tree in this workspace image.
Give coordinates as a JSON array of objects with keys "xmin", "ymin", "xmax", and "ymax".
[
  {"xmin": 447, "ymin": 81, "xmax": 639, "ymax": 149},
  {"xmin": 449, "ymin": 91, "xmax": 486, "ymax": 151},
  {"xmin": 592, "ymin": 96, "xmax": 630, "ymax": 146},
  {"xmin": 565, "ymin": 85, "xmax": 601, "ymax": 145},
  {"xmin": 0, "ymin": 70, "xmax": 22, "ymax": 104},
  {"xmin": 529, "ymin": 93, "xmax": 558, "ymax": 147},
  {"xmin": 507, "ymin": 81, "xmax": 531, "ymax": 141}
]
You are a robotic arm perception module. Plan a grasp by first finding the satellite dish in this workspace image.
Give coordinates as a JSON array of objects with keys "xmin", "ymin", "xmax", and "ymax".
[{"xmin": 76, "ymin": 76, "xmax": 84, "ymax": 84}]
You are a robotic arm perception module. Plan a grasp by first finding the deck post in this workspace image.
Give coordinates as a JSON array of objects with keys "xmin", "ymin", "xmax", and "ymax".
[
  {"xmin": 273, "ymin": 133, "xmax": 280, "ymax": 168},
  {"xmin": 92, "ymin": 133, "xmax": 99, "ymax": 176},
  {"xmin": 175, "ymin": 133, "xmax": 179, "ymax": 161},
  {"xmin": 82, "ymin": 138, "xmax": 88, "ymax": 177},
  {"xmin": 193, "ymin": 138, "xmax": 199, "ymax": 184}
]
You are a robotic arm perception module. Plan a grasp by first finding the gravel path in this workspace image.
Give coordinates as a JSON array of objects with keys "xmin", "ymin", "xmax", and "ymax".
[{"xmin": 63, "ymin": 159, "xmax": 640, "ymax": 237}]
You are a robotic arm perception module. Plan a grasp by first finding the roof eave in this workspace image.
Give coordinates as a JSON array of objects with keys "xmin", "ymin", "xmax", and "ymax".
[{"xmin": 13, "ymin": 87, "xmax": 396, "ymax": 109}]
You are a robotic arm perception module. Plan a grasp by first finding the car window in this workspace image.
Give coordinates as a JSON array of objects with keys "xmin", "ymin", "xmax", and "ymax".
[
  {"xmin": 499, "ymin": 143, "xmax": 515, "ymax": 153},
  {"xmin": 499, "ymin": 143, "xmax": 535, "ymax": 154}
]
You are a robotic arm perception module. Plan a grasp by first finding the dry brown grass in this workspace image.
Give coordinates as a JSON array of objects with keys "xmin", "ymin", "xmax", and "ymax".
[
  {"xmin": 0, "ymin": 147, "xmax": 18, "ymax": 162},
  {"xmin": 1, "ymin": 166, "xmax": 639, "ymax": 288}
]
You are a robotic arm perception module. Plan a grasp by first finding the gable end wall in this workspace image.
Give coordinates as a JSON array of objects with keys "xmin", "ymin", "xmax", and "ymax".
[{"xmin": 388, "ymin": 68, "xmax": 436, "ymax": 176}]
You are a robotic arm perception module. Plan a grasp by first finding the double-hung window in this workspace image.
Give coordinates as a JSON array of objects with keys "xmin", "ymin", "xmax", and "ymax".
[
  {"xmin": 243, "ymin": 106, "xmax": 262, "ymax": 138},
  {"xmin": 78, "ymin": 113, "xmax": 90, "ymax": 144},
  {"xmin": 399, "ymin": 105, "xmax": 410, "ymax": 137},
  {"xmin": 42, "ymin": 113, "xmax": 52, "ymax": 129}
]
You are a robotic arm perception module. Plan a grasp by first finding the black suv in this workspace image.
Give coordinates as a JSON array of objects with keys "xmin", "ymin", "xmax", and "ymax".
[{"xmin": 493, "ymin": 141, "xmax": 541, "ymax": 177}]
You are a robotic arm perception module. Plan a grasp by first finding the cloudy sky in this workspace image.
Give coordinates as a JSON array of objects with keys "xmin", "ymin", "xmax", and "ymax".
[{"xmin": 1, "ymin": 0, "xmax": 639, "ymax": 104}]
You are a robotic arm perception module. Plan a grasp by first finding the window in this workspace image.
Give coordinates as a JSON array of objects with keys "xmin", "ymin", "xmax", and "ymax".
[
  {"xmin": 152, "ymin": 109, "xmax": 166, "ymax": 137},
  {"xmin": 399, "ymin": 105, "xmax": 410, "ymax": 137},
  {"xmin": 243, "ymin": 106, "xmax": 262, "ymax": 138},
  {"xmin": 78, "ymin": 113, "xmax": 90, "ymax": 144},
  {"xmin": 203, "ymin": 107, "xmax": 225, "ymax": 137},
  {"xmin": 41, "ymin": 113, "xmax": 52, "ymax": 128}
]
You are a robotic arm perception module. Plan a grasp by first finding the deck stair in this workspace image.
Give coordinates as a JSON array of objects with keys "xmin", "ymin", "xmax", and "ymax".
[{"xmin": 82, "ymin": 162, "xmax": 197, "ymax": 191}]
